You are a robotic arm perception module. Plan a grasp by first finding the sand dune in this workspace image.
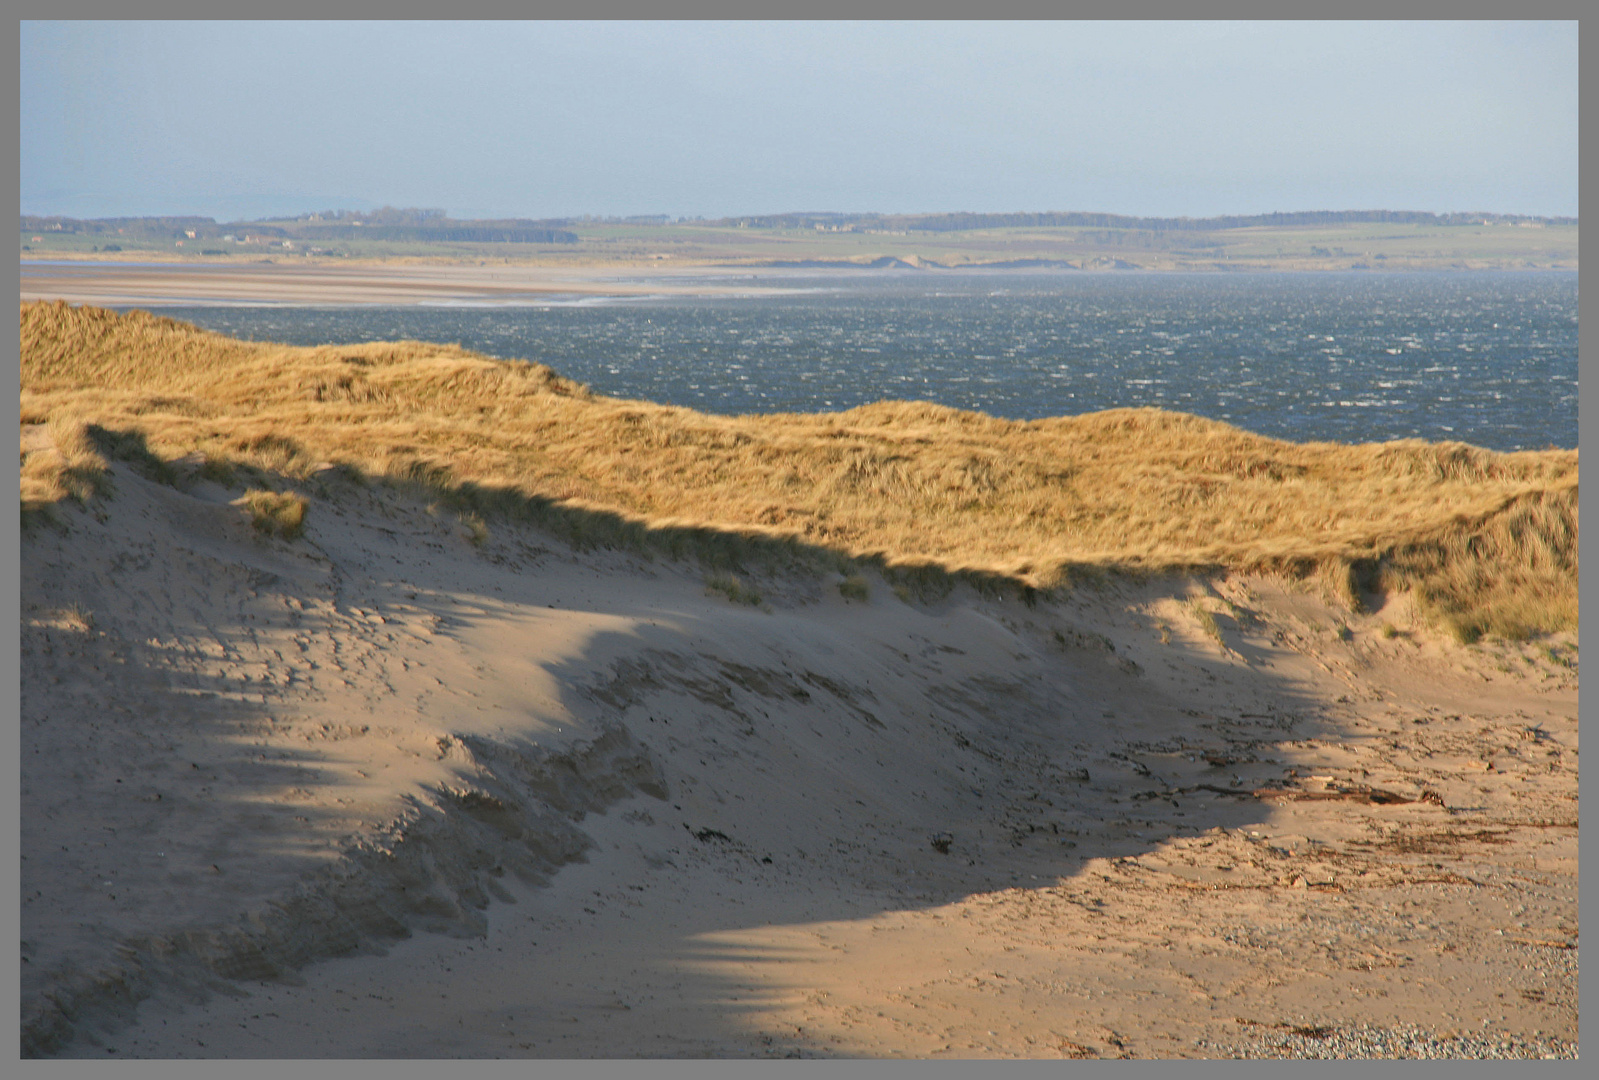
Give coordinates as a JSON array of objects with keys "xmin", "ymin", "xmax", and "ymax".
[
  {"xmin": 20, "ymin": 449, "xmax": 1578, "ymax": 1059},
  {"xmin": 20, "ymin": 302, "xmax": 1578, "ymax": 648}
]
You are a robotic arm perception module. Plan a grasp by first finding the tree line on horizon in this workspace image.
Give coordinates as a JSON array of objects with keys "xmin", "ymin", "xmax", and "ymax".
[{"xmin": 20, "ymin": 209, "xmax": 579, "ymax": 245}]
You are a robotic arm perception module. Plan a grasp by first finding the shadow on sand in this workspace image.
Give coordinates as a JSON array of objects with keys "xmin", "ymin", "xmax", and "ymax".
[{"xmin": 23, "ymin": 458, "xmax": 1451, "ymax": 1058}]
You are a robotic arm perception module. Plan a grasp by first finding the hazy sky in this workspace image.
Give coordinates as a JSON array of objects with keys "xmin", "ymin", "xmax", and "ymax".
[{"xmin": 20, "ymin": 21, "xmax": 1578, "ymax": 221}]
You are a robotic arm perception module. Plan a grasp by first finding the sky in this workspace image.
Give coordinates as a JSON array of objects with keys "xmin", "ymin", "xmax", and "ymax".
[{"xmin": 20, "ymin": 20, "xmax": 1579, "ymax": 222}]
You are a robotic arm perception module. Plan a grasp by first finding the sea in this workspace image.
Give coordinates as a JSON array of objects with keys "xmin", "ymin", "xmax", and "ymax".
[{"xmin": 134, "ymin": 270, "xmax": 1577, "ymax": 453}]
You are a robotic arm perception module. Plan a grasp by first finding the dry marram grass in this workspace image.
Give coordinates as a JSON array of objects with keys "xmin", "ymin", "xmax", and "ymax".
[
  {"xmin": 19, "ymin": 301, "xmax": 1578, "ymax": 639},
  {"xmin": 19, "ymin": 415, "xmax": 111, "ymax": 517},
  {"xmin": 241, "ymin": 489, "xmax": 308, "ymax": 540}
]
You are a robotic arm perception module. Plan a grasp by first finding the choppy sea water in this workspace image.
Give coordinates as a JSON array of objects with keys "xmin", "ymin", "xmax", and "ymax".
[{"xmin": 140, "ymin": 271, "xmax": 1576, "ymax": 452}]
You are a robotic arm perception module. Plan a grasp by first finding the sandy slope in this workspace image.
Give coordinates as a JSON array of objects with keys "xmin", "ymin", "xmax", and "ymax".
[{"xmin": 21, "ymin": 458, "xmax": 1578, "ymax": 1059}]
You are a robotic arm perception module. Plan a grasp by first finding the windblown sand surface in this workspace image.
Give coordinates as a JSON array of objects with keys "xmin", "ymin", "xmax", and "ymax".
[{"xmin": 21, "ymin": 449, "xmax": 1578, "ymax": 1059}]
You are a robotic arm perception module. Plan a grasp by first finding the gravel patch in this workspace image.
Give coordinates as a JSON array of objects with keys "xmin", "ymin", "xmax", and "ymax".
[{"xmin": 1196, "ymin": 1021, "xmax": 1577, "ymax": 1059}]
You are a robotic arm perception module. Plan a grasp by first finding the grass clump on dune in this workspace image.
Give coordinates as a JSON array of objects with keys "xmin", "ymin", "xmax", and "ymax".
[
  {"xmin": 1187, "ymin": 599, "xmax": 1224, "ymax": 645},
  {"xmin": 241, "ymin": 489, "xmax": 308, "ymax": 540},
  {"xmin": 838, "ymin": 575, "xmax": 870, "ymax": 602},
  {"xmin": 19, "ymin": 301, "xmax": 1578, "ymax": 641},
  {"xmin": 20, "ymin": 415, "xmax": 111, "ymax": 528},
  {"xmin": 705, "ymin": 573, "xmax": 764, "ymax": 607}
]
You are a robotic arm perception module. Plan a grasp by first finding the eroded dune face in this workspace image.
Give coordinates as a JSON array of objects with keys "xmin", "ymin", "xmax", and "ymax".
[{"xmin": 21, "ymin": 457, "xmax": 1577, "ymax": 1059}]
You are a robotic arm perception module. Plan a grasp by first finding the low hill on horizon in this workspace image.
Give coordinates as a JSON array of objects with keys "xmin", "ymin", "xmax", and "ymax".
[{"xmin": 22, "ymin": 208, "xmax": 1578, "ymax": 270}]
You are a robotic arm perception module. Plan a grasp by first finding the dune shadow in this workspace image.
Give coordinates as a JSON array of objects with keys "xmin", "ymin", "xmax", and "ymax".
[
  {"xmin": 20, "ymin": 601, "xmax": 365, "ymax": 1054},
  {"xmin": 406, "ymin": 554, "xmax": 1387, "ymax": 1058},
  {"xmin": 21, "ymin": 455, "xmax": 1489, "ymax": 1059}
]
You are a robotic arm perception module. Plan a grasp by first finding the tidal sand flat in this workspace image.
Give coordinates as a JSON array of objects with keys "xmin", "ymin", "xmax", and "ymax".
[
  {"xmin": 18, "ymin": 259, "xmax": 776, "ymax": 309},
  {"xmin": 20, "ymin": 303, "xmax": 1578, "ymax": 1058}
]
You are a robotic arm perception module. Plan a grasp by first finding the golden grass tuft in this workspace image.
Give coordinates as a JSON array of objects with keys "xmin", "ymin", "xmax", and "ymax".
[
  {"xmin": 240, "ymin": 489, "xmax": 308, "ymax": 540},
  {"xmin": 20, "ymin": 415, "xmax": 111, "ymax": 526},
  {"xmin": 62, "ymin": 602, "xmax": 95, "ymax": 633},
  {"xmin": 19, "ymin": 301, "xmax": 1579, "ymax": 639}
]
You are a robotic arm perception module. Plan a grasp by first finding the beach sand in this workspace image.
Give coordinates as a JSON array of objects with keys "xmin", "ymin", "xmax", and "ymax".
[{"xmin": 21, "ymin": 450, "xmax": 1578, "ymax": 1059}]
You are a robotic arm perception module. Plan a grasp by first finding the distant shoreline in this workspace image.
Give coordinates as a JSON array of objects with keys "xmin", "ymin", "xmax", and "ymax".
[{"xmin": 20, "ymin": 214, "xmax": 1578, "ymax": 282}]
